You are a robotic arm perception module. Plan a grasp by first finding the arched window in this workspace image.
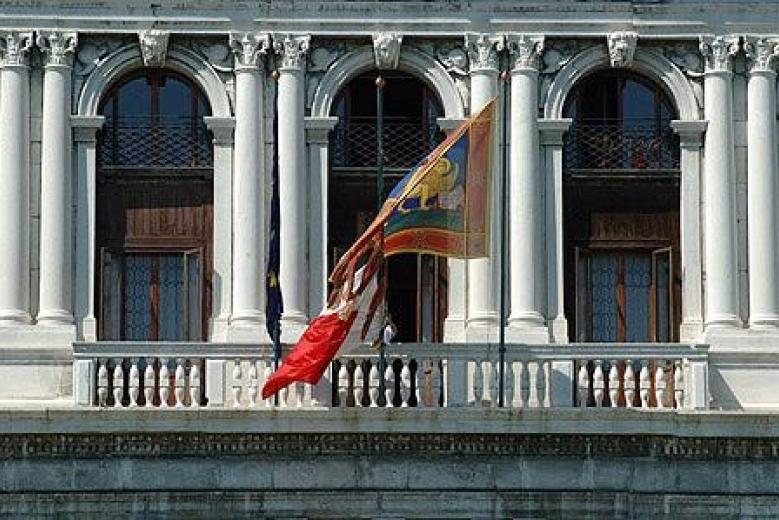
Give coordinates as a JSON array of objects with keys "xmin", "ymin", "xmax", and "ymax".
[
  {"xmin": 96, "ymin": 69, "xmax": 214, "ymax": 341},
  {"xmin": 329, "ymin": 71, "xmax": 446, "ymax": 342},
  {"xmin": 563, "ymin": 71, "xmax": 681, "ymax": 344}
]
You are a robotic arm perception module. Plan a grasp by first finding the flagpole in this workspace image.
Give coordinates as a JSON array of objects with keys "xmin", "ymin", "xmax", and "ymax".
[
  {"xmin": 498, "ymin": 69, "xmax": 509, "ymax": 408},
  {"xmin": 375, "ymin": 74, "xmax": 387, "ymax": 405}
]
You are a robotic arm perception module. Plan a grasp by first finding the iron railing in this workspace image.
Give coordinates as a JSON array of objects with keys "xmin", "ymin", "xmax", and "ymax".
[
  {"xmin": 331, "ymin": 116, "xmax": 444, "ymax": 169},
  {"xmin": 564, "ymin": 118, "xmax": 680, "ymax": 174},
  {"xmin": 98, "ymin": 116, "xmax": 213, "ymax": 170}
]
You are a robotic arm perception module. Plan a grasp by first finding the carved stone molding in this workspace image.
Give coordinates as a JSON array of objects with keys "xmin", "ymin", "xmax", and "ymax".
[
  {"xmin": 745, "ymin": 37, "xmax": 779, "ymax": 72},
  {"xmin": 273, "ymin": 34, "xmax": 311, "ymax": 71},
  {"xmin": 699, "ymin": 35, "xmax": 740, "ymax": 73},
  {"xmin": 0, "ymin": 31, "xmax": 33, "ymax": 67},
  {"xmin": 229, "ymin": 32, "xmax": 271, "ymax": 70},
  {"xmin": 437, "ymin": 46, "xmax": 468, "ymax": 76},
  {"xmin": 138, "ymin": 29, "xmax": 169, "ymax": 67},
  {"xmin": 607, "ymin": 31, "xmax": 638, "ymax": 68},
  {"xmin": 464, "ymin": 33, "xmax": 503, "ymax": 73},
  {"xmin": 372, "ymin": 32, "xmax": 403, "ymax": 70},
  {"xmin": 37, "ymin": 31, "xmax": 78, "ymax": 68},
  {"xmin": 506, "ymin": 34, "xmax": 544, "ymax": 71}
]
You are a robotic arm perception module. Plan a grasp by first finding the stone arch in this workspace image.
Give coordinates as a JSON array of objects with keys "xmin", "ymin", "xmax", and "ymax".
[
  {"xmin": 544, "ymin": 45, "xmax": 699, "ymax": 121},
  {"xmin": 311, "ymin": 45, "xmax": 465, "ymax": 119},
  {"xmin": 77, "ymin": 43, "xmax": 231, "ymax": 117}
]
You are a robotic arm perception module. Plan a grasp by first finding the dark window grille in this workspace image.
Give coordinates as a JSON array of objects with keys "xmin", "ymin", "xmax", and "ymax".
[
  {"xmin": 564, "ymin": 117, "xmax": 679, "ymax": 174},
  {"xmin": 98, "ymin": 115, "xmax": 213, "ymax": 169}
]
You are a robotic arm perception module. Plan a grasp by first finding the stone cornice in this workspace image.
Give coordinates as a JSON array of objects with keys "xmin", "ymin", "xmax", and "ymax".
[
  {"xmin": 699, "ymin": 35, "xmax": 740, "ymax": 73},
  {"xmin": 229, "ymin": 31, "xmax": 271, "ymax": 70},
  {"xmin": 0, "ymin": 31, "xmax": 33, "ymax": 67},
  {"xmin": 37, "ymin": 31, "xmax": 77, "ymax": 68},
  {"xmin": 273, "ymin": 33, "xmax": 310, "ymax": 71}
]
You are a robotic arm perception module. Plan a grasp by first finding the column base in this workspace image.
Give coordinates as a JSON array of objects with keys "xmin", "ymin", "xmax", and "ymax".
[
  {"xmin": 226, "ymin": 317, "xmax": 270, "ymax": 343},
  {"xmin": 505, "ymin": 324, "xmax": 549, "ymax": 344},
  {"xmin": 36, "ymin": 309, "xmax": 74, "ymax": 326},
  {"xmin": 208, "ymin": 315, "xmax": 230, "ymax": 342},
  {"xmin": 680, "ymin": 320, "xmax": 705, "ymax": 343},
  {"xmin": 749, "ymin": 314, "xmax": 779, "ymax": 330},
  {"xmin": 704, "ymin": 315, "xmax": 743, "ymax": 333},
  {"xmin": 443, "ymin": 317, "xmax": 466, "ymax": 343},
  {"xmin": 0, "ymin": 310, "xmax": 32, "ymax": 326}
]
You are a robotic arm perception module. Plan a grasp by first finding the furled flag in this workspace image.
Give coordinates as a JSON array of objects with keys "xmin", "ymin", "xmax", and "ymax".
[
  {"xmin": 261, "ymin": 99, "xmax": 496, "ymax": 399},
  {"xmin": 266, "ymin": 77, "xmax": 283, "ymax": 346}
]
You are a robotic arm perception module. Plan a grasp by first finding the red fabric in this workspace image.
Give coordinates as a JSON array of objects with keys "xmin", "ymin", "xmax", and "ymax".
[{"xmin": 261, "ymin": 311, "xmax": 357, "ymax": 400}]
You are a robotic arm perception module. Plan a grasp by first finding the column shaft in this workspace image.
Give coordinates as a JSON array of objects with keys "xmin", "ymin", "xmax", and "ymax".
[
  {"xmin": 747, "ymin": 69, "xmax": 779, "ymax": 326},
  {"xmin": 0, "ymin": 64, "xmax": 31, "ymax": 324}
]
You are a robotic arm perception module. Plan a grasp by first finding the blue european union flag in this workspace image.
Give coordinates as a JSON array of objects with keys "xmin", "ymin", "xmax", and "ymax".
[{"xmin": 266, "ymin": 83, "xmax": 283, "ymax": 345}]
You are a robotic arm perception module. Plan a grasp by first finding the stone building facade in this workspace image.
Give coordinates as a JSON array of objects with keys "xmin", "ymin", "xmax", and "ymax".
[{"xmin": 3, "ymin": 0, "xmax": 779, "ymax": 517}]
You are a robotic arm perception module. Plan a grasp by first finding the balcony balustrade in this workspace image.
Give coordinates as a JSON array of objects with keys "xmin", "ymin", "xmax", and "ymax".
[{"xmin": 72, "ymin": 342, "xmax": 709, "ymax": 411}]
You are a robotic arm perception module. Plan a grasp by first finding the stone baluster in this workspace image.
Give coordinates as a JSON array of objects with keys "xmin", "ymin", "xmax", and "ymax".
[
  {"xmin": 639, "ymin": 361, "xmax": 650, "ymax": 409},
  {"xmin": 112, "ymin": 359, "xmax": 124, "ymax": 407},
  {"xmin": 338, "ymin": 364, "xmax": 349, "ymax": 407},
  {"xmin": 674, "ymin": 360, "xmax": 685, "ymax": 409},
  {"xmin": 144, "ymin": 362, "xmax": 155, "ymax": 407},
  {"xmin": 400, "ymin": 363, "xmax": 411, "ymax": 407},
  {"xmin": 248, "ymin": 362, "xmax": 258, "ymax": 407},
  {"xmin": 609, "ymin": 362, "xmax": 619, "ymax": 408},
  {"xmin": 128, "ymin": 359, "xmax": 140, "ymax": 407},
  {"xmin": 369, "ymin": 364, "xmax": 380, "ymax": 407},
  {"xmin": 228, "ymin": 32, "xmax": 271, "ymax": 338},
  {"xmin": 0, "ymin": 32, "xmax": 33, "ymax": 326},
  {"xmin": 174, "ymin": 360, "xmax": 186, "ymax": 408},
  {"xmin": 504, "ymin": 361, "xmax": 515, "ymax": 408},
  {"xmin": 624, "ymin": 361, "xmax": 635, "ymax": 408},
  {"xmin": 190, "ymin": 362, "xmax": 200, "ymax": 408},
  {"xmin": 593, "ymin": 361, "xmax": 605, "ymax": 407},
  {"xmin": 414, "ymin": 361, "xmax": 423, "ymax": 408},
  {"xmin": 303, "ymin": 383, "xmax": 312, "ymax": 408},
  {"xmin": 159, "ymin": 359, "xmax": 170, "ymax": 408},
  {"xmin": 472, "ymin": 359, "xmax": 484, "ymax": 407},
  {"xmin": 354, "ymin": 363, "xmax": 364, "ymax": 407},
  {"xmin": 432, "ymin": 360, "xmax": 442, "ymax": 408},
  {"xmin": 578, "ymin": 363, "xmax": 589, "ymax": 407},
  {"xmin": 278, "ymin": 382, "xmax": 288, "ymax": 408},
  {"xmin": 97, "ymin": 360, "xmax": 108, "ymax": 406},
  {"xmin": 654, "ymin": 360, "xmax": 666, "ymax": 409},
  {"xmin": 745, "ymin": 37, "xmax": 779, "ymax": 328},
  {"xmin": 384, "ymin": 364, "xmax": 395, "ymax": 407},
  {"xmin": 536, "ymin": 361, "xmax": 548, "ymax": 408},
  {"xmin": 37, "ymin": 31, "xmax": 78, "ymax": 327},
  {"xmin": 274, "ymin": 34, "xmax": 311, "ymax": 342},
  {"xmin": 487, "ymin": 360, "xmax": 498, "ymax": 408},
  {"xmin": 232, "ymin": 359, "xmax": 242, "ymax": 407},
  {"xmin": 699, "ymin": 35, "xmax": 741, "ymax": 329},
  {"xmin": 292, "ymin": 382, "xmax": 304, "ymax": 408},
  {"xmin": 263, "ymin": 365, "xmax": 274, "ymax": 408}
]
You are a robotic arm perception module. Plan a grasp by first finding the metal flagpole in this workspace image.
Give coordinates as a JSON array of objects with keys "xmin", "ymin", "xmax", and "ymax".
[
  {"xmin": 498, "ymin": 69, "xmax": 510, "ymax": 408},
  {"xmin": 376, "ymin": 74, "xmax": 387, "ymax": 405}
]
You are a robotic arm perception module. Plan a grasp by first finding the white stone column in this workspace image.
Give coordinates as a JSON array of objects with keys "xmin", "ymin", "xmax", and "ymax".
[
  {"xmin": 36, "ymin": 31, "xmax": 77, "ymax": 327},
  {"xmin": 745, "ymin": 38, "xmax": 779, "ymax": 329},
  {"xmin": 506, "ymin": 34, "xmax": 547, "ymax": 342},
  {"xmin": 464, "ymin": 33, "xmax": 502, "ymax": 340},
  {"xmin": 539, "ymin": 119, "xmax": 571, "ymax": 344},
  {"xmin": 0, "ymin": 32, "xmax": 33, "ymax": 326},
  {"xmin": 274, "ymin": 34, "xmax": 311, "ymax": 342},
  {"xmin": 671, "ymin": 120, "xmax": 708, "ymax": 342},
  {"xmin": 699, "ymin": 35, "xmax": 741, "ymax": 330},
  {"xmin": 228, "ymin": 32, "xmax": 270, "ymax": 339},
  {"xmin": 305, "ymin": 116, "xmax": 338, "ymax": 319},
  {"xmin": 72, "ymin": 116, "xmax": 103, "ymax": 341}
]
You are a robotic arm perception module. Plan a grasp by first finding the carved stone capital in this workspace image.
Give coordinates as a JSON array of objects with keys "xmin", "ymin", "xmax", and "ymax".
[
  {"xmin": 699, "ymin": 35, "xmax": 740, "ymax": 73},
  {"xmin": 464, "ymin": 33, "xmax": 503, "ymax": 73},
  {"xmin": 273, "ymin": 34, "xmax": 310, "ymax": 71},
  {"xmin": 229, "ymin": 32, "xmax": 271, "ymax": 70},
  {"xmin": 37, "ymin": 31, "xmax": 78, "ymax": 68},
  {"xmin": 506, "ymin": 34, "xmax": 544, "ymax": 71},
  {"xmin": 138, "ymin": 29, "xmax": 169, "ymax": 67},
  {"xmin": 607, "ymin": 31, "xmax": 638, "ymax": 68},
  {"xmin": 372, "ymin": 32, "xmax": 403, "ymax": 70},
  {"xmin": 745, "ymin": 37, "xmax": 779, "ymax": 73},
  {"xmin": 0, "ymin": 31, "xmax": 33, "ymax": 67}
]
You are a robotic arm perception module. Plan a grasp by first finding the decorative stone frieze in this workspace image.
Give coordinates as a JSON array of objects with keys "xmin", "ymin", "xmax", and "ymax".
[
  {"xmin": 464, "ymin": 33, "xmax": 503, "ymax": 72},
  {"xmin": 506, "ymin": 34, "xmax": 544, "ymax": 70},
  {"xmin": 745, "ymin": 37, "xmax": 779, "ymax": 72},
  {"xmin": 138, "ymin": 29, "xmax": 169, "ymax": 67},
  {"xmin": 37, "ymin": 31, "xmax": 78, "ymax": 68},
  {"xmin": 699, "ymin": 35, "xmax": 740, "ymax": 72},
  {"xmin": 273, "ymin": 34, "xmax": 311, "ymax": 70},
  {"xmin": 0, "ymin": 31, "xmax": 33, "ymax": 67},
  {"xmin": 437, "ymin": 45, "xmax": 468, "ymax": 76},
  {"xmin": 372, "ymin": 32, "xmax": 402, "ymax": 70},
  {"xmin": 607, "ymin": 31, "xmax": 638, "ymax": 68},
  {"xmin": 229, "ymin": 32, "xmax": 271, "ymax": 70}
]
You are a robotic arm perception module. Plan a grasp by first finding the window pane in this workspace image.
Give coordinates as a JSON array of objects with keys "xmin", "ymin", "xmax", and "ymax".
[
  {"xmin": 624, "ymin": 254, "xmax": 651, "ymax": 342},
  {"xmin": 117, "ymin": 77, "xmax": 151, "ymax": 117},
  {"xmin": 656, "ymin": 254, "xmax": 671, "ymax": 342},
  {"xmin": 591, "ymin": 254, "xmax": 618, "ymax": 342},
  {"xmin": 124, "ymin": 255, "xmax": 152, "ymax": 341},
  {"xmin": 158, "ymin": 255, "xmax": 184, "ymax": 341},
  {"xmin": 158, "ymin": 77, "xmax": 192, "ymax": 117},
  {"xmin": 186, "ymin": 253, "xmax": 201, "ymax": 341},
  {"xmin": 101, "ymin": 251, "xmax": 122, "ymax": 340}
]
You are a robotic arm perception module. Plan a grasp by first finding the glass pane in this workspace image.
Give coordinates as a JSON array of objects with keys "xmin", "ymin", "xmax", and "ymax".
[
  {"xmin": 101, "ymin": 251, "xmax": 122, "ymax": 340},
  {"xmin": 158, "ymin": 255, "xmax": 185, "ymax": 340},
  {"xmin": 591, "ymin": 254, "xmax": 618, "ymax": 342},
  {"xmin": 624, "ymin": 254, "xmax": 651, "ymax": 342},
  {"xmin": 187, "ymin": 254, "xmax": 201, "ymax": 341},
  {"xmin": 158, "ymin": 77, "xmax": 192, "ymax": 117},
  {"xmin": 656, "ymin": 254, "xmax": 670, "ymax": 342},
  {"xmin": 117, "ymin": 77, "xmax": 151, "ymax": 117},
  {"xmin": 124, "ymin": 255, "xmax": 152, "ymax": 341}
]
